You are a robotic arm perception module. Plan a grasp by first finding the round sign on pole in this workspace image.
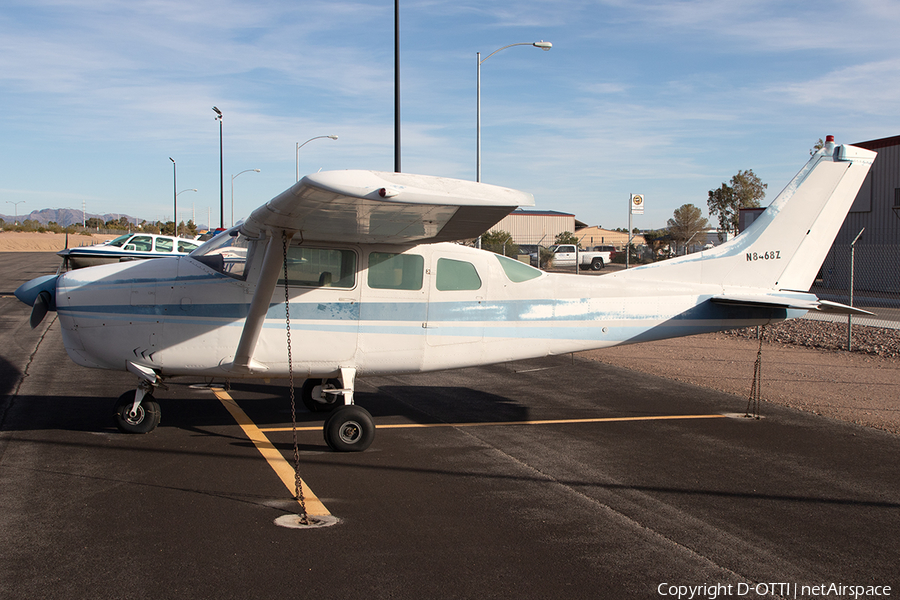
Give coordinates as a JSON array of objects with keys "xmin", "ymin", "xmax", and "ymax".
[{"xmin": 630, "ymin": 194, "xmax": 644, "ymax": 214}]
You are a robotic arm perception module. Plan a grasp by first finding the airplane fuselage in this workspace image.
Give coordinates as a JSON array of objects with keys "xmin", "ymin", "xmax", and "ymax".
[{"xmin": 56, "ymin": 240, "xmax": 790, "ymax": 381}]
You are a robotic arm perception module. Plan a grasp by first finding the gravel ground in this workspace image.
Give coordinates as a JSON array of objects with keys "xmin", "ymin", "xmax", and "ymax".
[
  {"xmin": 723, "ymin": 318, "xmax": 900, "ymax": 358},
  {"xmin": 580, "ymin": 318, "xmax": 900, "ymax": 435}
]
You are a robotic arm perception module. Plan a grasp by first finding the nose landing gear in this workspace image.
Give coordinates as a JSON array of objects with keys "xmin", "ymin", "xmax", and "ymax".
[{"xmin": 114, "ymin": 383, "xmax": 160, "ymax": 434}]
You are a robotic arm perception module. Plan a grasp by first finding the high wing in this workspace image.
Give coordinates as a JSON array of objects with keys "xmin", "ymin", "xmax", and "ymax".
[
  {"xmin": 240, "ymin": 170, "xmax": 535, "ymax": 244},
  {"xmin": 229, "ymin": 170, "xmax": 535, "ymax": 373},
  {"xmin": 711, "ymin": 293, "xmax": 874, "ymax": 315}
]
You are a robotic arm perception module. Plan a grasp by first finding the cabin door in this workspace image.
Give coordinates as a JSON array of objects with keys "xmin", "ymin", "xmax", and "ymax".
[{"xmin": 425, "ymin": 252, "xmax": 487, "ymax": 348}]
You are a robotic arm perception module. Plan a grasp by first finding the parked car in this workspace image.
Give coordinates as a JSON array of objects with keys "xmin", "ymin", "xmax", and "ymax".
[{"xmin": 548, "ymin": 244, "xmax": 615, "ymax": 270}]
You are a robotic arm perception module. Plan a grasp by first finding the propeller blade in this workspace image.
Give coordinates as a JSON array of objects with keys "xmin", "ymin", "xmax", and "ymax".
[{"xmin": 30, "ymin": 291, "xmax": 51, "ymax": 329}]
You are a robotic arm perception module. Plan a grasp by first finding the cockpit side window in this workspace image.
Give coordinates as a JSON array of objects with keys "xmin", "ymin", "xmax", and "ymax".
[
  {"xmin": 435, "ymin": 258, "xmax": 482, "ymax": 291},
  {"xmin": 278, "ymin": 246, "xmax": 356, "ymax": 289},
  {"xmin": 128, "ymin": 236, "xmax": 153, "ymax": 252},
  {"xmin": 189, "ymin": 228, "xmax": 254, "ymax": 280}
]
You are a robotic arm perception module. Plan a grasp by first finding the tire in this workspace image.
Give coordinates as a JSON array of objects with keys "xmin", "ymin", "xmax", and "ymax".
[
  {"xmin": 323, "ymin": 405, "xmax": 375, "ymax": 452},
  {"xmin": 114, "ymin": 390, "xmax": 161, "ymax": 434},
  {"xmin": 301, "ymin": 378, "xmax": 343, "ymax": 412},
  {"xmin": 590, "ymin": 258, "xmax": 604, "ymax": 271}
]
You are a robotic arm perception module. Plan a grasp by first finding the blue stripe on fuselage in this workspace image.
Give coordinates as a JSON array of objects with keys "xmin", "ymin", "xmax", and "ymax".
[{"xmin": 59, "ymin": 297, "xmax": 785, "ymax": 324}]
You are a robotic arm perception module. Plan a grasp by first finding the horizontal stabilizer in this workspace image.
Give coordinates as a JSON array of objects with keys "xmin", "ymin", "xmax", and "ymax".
[
  {"xmin": 242, "ymin": 170, "xmax": 535, "ymax": 244},
  {"xmin": 711, "ymin": 293, "xmax": 820, "ymax": 311},
  {"xmin": 711, "ymin": 293, "xmax": 874, "ymax": 315},
  {"xmin": 816, "ymin": 299, "xmax": 875, "ymax": 316}
]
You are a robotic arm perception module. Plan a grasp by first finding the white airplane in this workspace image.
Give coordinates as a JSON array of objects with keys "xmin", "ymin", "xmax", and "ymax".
[
  {"xmin": 14, "ymin": 137, "xmax": 875, "ymax": 451},
  {"xmin": 58, "ymin": 232, "xmax": 201, "ymax": 269}
]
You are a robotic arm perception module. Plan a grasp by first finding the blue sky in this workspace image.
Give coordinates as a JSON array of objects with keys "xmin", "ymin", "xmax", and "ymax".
[{"xmin": 1, "ymin": 0, "xmax": 898, "ymax": 230}]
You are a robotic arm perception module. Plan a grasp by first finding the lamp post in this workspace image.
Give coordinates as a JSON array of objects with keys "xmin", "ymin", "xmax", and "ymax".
[
  {"xmin": 212, "ymin": 107, "xmax": 224, "ymax": 229},
  {"xmin": 6, "ymin": 200, "xmax": 25, "ymax": 225},
  {"xmin": 231, "ymin": 169, "xmax": 260, "ymax": 227},
  {"xmin": 476, "ymin": 40, "xmax": 551, "ymax": 183},
  {"xmin": 169, "ymin": 158, "xmax": 177, "ymax": 235},
  {"xmin": 296, "ymin": 135, "xmax": 338, "ymax": 182},
  {"xmin": 177, "ymin": 189, "xmax": 198, "ymax": 234}
]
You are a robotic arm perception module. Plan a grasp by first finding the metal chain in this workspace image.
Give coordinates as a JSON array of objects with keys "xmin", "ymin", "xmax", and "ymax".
[
  {"xmin": 283, "ymin": 232, "xmax": 309, "ymax": 524},
  {"xmin": 745, "ymin": 329, "xmax": 763, "ymax": 419}
]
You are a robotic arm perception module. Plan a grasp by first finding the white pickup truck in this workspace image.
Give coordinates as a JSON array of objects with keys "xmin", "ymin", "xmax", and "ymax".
[{"xmin": 548, "ymin": 244, "xmax": 616, "ymax": 271}]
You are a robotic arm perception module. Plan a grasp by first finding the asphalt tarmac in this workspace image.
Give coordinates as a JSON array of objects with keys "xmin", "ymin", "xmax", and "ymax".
[{"xmin": 2, "ymin": 253, "xmax": 898, "ymax": 600}]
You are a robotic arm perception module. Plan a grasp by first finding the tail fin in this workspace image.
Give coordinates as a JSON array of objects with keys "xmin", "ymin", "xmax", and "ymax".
[{"xmin": 621, "ymin": 139, "xmax": 876, "ymax": 292}]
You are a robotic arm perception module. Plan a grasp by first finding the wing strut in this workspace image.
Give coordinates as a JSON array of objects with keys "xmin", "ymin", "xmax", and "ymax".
[{"xmin": 229, "ymin": 230, "xmax": 295, "ymax": 373}]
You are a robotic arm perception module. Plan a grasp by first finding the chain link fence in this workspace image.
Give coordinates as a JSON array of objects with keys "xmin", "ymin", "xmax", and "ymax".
[{"xmin": 812, "ymin": 243, "xmax": 900, "ymax": 329}]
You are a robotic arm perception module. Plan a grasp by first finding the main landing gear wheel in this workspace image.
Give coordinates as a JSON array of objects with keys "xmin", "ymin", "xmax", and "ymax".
[
  {"xmin": 590, "ymin": 257, "xmax": 604, "ymax": 271},
  {"xmin": 301, "ymin": 378, "xmax": 343, "ymax": 412},
  {"xmin": 323, "ymin": 405, "xmax": 375, "ymax": 452},
  {"xmin": 114, "ymin": 390, "xmax": 161, "ymax": 434}
]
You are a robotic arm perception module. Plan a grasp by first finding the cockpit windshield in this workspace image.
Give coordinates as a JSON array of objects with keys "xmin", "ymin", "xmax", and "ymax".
[
  {"xmin": 189, "ymin": 227, "xmax": 255, "ymax": 280},
  {"xmin": 106, "ymin": 234, "xmax": 133, "ymax": 248}
]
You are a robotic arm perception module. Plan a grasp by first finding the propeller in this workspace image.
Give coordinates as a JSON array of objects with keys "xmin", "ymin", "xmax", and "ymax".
[
  {"xmin": 14, "ymin": 274, "xmax": 59, "ymax": 329},
  {"xmin": 31, "ymin": 291, "xmax": 51, "ymax": 328}
]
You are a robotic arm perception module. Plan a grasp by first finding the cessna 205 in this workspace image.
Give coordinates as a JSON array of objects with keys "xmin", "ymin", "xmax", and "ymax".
[{"xmin": 15, "ymin": 137, "xmax": 875, "ymax": 451}]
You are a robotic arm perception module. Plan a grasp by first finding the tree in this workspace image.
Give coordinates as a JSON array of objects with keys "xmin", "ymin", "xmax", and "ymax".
[
  {"xmin": 707, "ymin": 169, "xmax": 766, "ymax": 237},
  {"xmin": 481, "ymin": 230, "xmax": 519, "ymax": 257},
  {"xmin": 667, "ymin": 204, "xmax": 709, "ymax": 254},
  {"xmin": 554, "ymin": 231, "xmax": 581, "ymax": 248},
  {"xmin": 810, "ymin": 138, "xmax": 825, "ymax": 156}
]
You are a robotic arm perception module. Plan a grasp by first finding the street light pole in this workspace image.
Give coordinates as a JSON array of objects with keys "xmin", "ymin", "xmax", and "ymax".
[
  {"xmin": 476, "ymin": 40, "xmax": 551, "ymax": 183},
  {"xmin": 231, "ymin": 169, "xmax": 260, "ymax": 227},
  {"xmin": 169, "ymin": 157, "xmax": 178, "ymax": 235},
  {"xmin": 6, "ymin": 200, "xmax": 25, "ymax": 225},
  {"xmin": 177, "ymin": 189, "xmax": 198, "ymax": 234},
  {"xmin": 212, "ymin": 107, "xmax": 224, "ymax": 229},
  {"xmin": 296, "ymin": 135, "xmax": 338, "ymax": 182}
]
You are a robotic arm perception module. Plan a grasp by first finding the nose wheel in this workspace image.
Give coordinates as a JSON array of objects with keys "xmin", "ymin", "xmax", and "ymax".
[
  {"xmin": 324, "ymin": 405, "xmax": 375, "ymax": 452},
  {"xmin": 114, "ymin": 389, "xmax": 161, "ymax": 433}
]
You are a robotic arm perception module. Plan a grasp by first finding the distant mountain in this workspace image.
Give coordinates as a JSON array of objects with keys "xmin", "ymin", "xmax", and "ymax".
[
  {"xmin": 1, "ymin": 208, "xmax": 213, "ymax": 231},
  {"xmin": 0, "ymin": 208, "xmax": 144, "ymax": 227}
]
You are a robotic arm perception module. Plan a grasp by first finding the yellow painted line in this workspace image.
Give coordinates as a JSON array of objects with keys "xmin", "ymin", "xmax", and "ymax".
[
  {"xmin": 259, "ymin": 413, "xmax": 726, "ymax": 433},
  {"xmin": 212, "ymin": 388, "xmax": 330, "ymax": 517}
]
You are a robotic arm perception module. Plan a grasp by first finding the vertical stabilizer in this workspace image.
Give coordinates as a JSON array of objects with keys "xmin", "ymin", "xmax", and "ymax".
[{"xmin": 619, "ymin": 139, "xmax": 876, "ymax": 293}]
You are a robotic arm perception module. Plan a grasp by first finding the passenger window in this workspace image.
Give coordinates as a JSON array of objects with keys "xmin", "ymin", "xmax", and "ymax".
[
  {"xmin": 155, "ymin": 238, "xmax": 173, "ymax": 253},
  {"xmin": 280, "ymin": 247, "xmax": 356, "ymax": 289},
  {"xmin": 130, "ymin": 236, "xmax": 153, "ymax": 252},
  {"xmin": 495, "ymin": 254, "xmax": 542, "ymax": 282},
  {"xmin": 436, "ymin": 258, "xmax": 482, "ymax": 291},
  {"xmin": 368, "ymin": 252, "xmax": 424, "ymax": 290},
  {"xmin": 178, "ymin": 241, "xmax": 199, "ymax": 253}
]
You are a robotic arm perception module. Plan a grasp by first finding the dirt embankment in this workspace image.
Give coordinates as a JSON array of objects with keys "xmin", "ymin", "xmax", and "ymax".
[{"xmin": 0, "ymin": 231, "xmax": 116, "ymax": 252}]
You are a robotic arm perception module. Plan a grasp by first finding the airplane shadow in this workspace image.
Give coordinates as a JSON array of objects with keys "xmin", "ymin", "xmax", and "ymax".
[{"xmin": 0, "ymin": 377, "xmax": 532, "ymax": 444}]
